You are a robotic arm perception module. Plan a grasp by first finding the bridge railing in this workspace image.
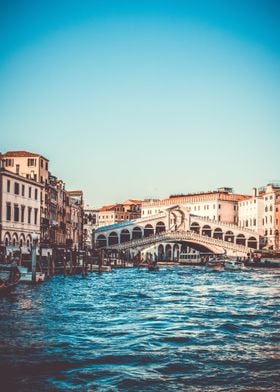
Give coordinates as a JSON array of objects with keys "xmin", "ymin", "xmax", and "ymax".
[
  {"xmin": 190, "ymin": 215, "xmax": 259, "ymax": 236},
  {"xmin": 105, "ymin": 230, "xmax": 252, "ymax": 254}
]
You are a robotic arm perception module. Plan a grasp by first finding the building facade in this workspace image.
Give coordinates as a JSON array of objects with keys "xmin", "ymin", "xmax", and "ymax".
[
  {"xmin": 0, "ymin": 168, "xmax": 42, "ymax": 254},
  {"xmin": 141, "ymin": 188, "xmax": 246, "ymax": 225}
]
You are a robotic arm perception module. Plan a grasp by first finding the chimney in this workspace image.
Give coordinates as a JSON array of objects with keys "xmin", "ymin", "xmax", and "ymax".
[{"xmin": 252, "ymin": 187, "xmax": 257, "ymax": 197}]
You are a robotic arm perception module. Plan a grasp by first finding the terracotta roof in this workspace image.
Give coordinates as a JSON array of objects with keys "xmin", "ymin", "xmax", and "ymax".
[
  {"xmin": 3, "ymin": 150, "xmax": 49, "ymax": 161},
  {"xmin": 123, "ymin": 199, "xmax": 143, "ymax": 205}
]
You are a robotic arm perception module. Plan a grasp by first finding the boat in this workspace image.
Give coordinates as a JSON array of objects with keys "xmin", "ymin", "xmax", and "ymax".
[
  {"xmin": 205, "ymin": 258, "xmax": 224, "ymax": 272},
  {"xmin": 179, "ymin": 252, "xmax": 202, "ymax": 265},
  {"xmin": 148, "ymin": 263, "xmax": 159, "ymax": 272},
  {"xmin": 90, "ymin": 265, "xmax": 112, "ymax": 273},
  {"xmin": 245, "ymin": 259, "xmax": 280, "ymax": 268},
  {"xmin": 0, "ymin": 264, "xmax": 21, "ymax": 293},
  {"xmin": 18, "ymin": 266, "xmax": 45, "ymax": 283},
  {"xmin": 224, "ymin": 260, "xmax": 244, "ymax": 271}
]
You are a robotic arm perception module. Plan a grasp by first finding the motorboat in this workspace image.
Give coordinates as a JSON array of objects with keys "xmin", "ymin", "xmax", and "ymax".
[
  {"xmin": 90, "ymin": 265, "xmax": 112, "ymax": 273},
  {"xmin": 179, "ymin": 252, "xmax": 202, "ymax": 265},
  {"xmin": 0, "ymin": 264, "xmax": 21, "ymax": 293},
  {"xmin": 18, "ymin": 266, "xmax": 45, "ymax": 283},
  {"xmin": 205, "ymin": 258, "xmax": 224, "ymax": 272},
  {"xmin": 224, "ymin": 260, "xmax": 244, "ymax": 271}
]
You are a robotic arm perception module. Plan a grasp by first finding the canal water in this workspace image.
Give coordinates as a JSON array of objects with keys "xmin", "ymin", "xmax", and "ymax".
[{"xmin": 1, "ymin": 266, "xmax": 279, "ymax": 391}]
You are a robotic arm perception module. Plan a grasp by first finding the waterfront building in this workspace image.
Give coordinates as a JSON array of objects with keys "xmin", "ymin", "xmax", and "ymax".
[
  {"xmin": 1, "ymin": 150, "xmax": 50, "ymax": 241},
  {"xmin": 258, "ymin": 184, "xmax": 280, "ymax": 249},
  {"xmin": 238, "ymin": 188, "xmax": 264, "ymax": 236},
  {"xmin": 98, "ymin": 200, "xmax": 143, "ymax": 227},
  {"xmin": 141, "ymin": 187, "xmax": 247, "ymax": 225},
  {"xmin": 0, "ymin": 167, "xmax": 42, "ymax": 255},
  {"xmin": 68, "ymin": 191, "xmax": 84, "ymax": 249},
  {"xmin": 83, "ymin": 205, "xmax": 99, "ymax": 248},
  {"xmin": 0, "ymin": 151, "xmax": 84, "ymax": 252}
]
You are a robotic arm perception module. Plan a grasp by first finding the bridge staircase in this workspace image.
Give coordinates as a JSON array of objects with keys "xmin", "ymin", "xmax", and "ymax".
[{"xmin": 105, "ymin": 230, "xmax": 253, "ymax": 255}]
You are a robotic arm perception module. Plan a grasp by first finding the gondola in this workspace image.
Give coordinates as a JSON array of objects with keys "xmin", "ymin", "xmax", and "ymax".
[{"xmin": 0, "ymin": 264, "xmax": 21, "ymax": 294}]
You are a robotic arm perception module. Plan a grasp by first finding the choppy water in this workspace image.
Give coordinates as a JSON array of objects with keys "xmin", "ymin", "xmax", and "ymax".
[{"xmin": 1, "ymin": 266, "xmax": 280, "ymax": 391}]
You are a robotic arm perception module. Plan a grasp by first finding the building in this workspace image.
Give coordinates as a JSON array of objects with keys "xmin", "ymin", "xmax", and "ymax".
[
  {"xmin": 0, "ymin": 167, "xmax": 42, "ymax": 255},
  {"xmin": 98, "ymin": 200, "xmax": 143, "ymax": 227},
  {"xmin": 83, "ymin": 205, "xmax": 99, "ymax": 248},
  {"xmin": 258, "ymin": 184, "xmax": 280, "ymax": 249},
  {"xmin": 238, "ymin": 188, "xmax": 264, "ymax": 236},
  {"xmin": 141, "ymin": 187, "xmax": 247, "ymax": 225},
  {"xmin": 1, "ymin": 150, "xmax": 50, "ymax": 241},
  {"xmin": 67, "ymin": 191, "xmax": 84, "ymax": 249},
  {"xmin": 1, "ymin": 151, "xmax": 84, "ymax": 251}
]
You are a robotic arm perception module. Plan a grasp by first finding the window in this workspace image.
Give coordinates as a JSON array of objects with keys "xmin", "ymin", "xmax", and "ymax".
[
  {"xmin": 29, "ymin": 187, "xmax": 32, "ymax": 198},
  {"xmin": 28, "ymin": 207, "xmax": 32, "ymax": 224},
  {"xmin": 27, "ymin": 158, "xmax": 36, "ymax": 166},
  {"xmin": 34, "ymin": 208, "xmax": 38, "ymax": 225},
  {"xmin": 5, "ymin": 159, "xmax": 14, "ymax": 167},
  {"xmin": 7, "ymin": 180, "xmax": 10, "ymax": 192},
  {"xmin": 22, "ymin": 185, "xmax": 25, "ymax": 196},
  {"xmin": 14, "ymin": 182, "xmax": 20, "ymax": 195},
  {"xmin": 218, "ymin": 204, "xmax": 221, "ymax": 209},
  {"xmin": 6, "ymin": 203, "xmax": 11, "ymax": 221},
  {"xmin": 16, "ymin": 164, "xmax": 20, "ymax": 174},
  {"xmin": 253, "ymin": 219, "xmax": 256, "ymax": 226},
  {"xmin": 35, "ymin": 189, "xmax": 38, "ymax": 200},
  {"xmin": 14, "ymin": 204, "xmax": 19, "ymax": 222},
  {"xmin": 40, "ymin": 159, "xmax": 44, "ymax": 168},
  {"xmin": 45, "ymin": 162, "xmax": 48, "ymax": 170},
  {"xmin": 21, "ymin": 206, "xmax": 25, "ymax": 223}
]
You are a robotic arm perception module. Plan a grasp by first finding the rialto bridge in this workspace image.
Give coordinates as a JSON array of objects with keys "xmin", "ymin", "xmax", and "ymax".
[{"xmin": 94, "ymin": 206, "xmax": 261, "ymax": 257}]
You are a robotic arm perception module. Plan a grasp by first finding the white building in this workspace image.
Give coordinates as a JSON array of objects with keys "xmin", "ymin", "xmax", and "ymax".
[
  {"xmin": 0, "ymin": 168, "xmax": 42, "ymax": 254},
  {"xmin": 142, "ymin": 188, "xmax": 247, "ymax": 225},
  {"xmin": 238, "ymin": 188, "xmax": 264, "ymax": 236}
]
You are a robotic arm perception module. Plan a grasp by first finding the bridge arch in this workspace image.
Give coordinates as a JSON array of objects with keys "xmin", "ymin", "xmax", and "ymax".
[
  {"xmin": 236, "ymin": 234, "xmax": 246, "ymax": 246},
  {"xmin": 96, "ymin": 234, "xmax": 107, "ymax": 248},
  {"xmin": 190, "ymin": 222, "xmax": 200, "ymax": 234},
  {"xmin": 108, "ymin": 231, "xmax": 118, "ymax": 246},
  {"xmin": 202, "ymin": 225, "xmax": 212, "ymax": 237},
  {"xmin": 132, "ymin": 226, "xmax": 142, "ymax": 240},
  {"xmin": 120, "ymin": 229, "xmax": 130, "ymax": 243},
  {"xmin": 156, "ymin": 221, "xmax": 166, "ymax": 234},
  {"xmin": 213, "ymin": 227, "xmax": 223, "ymax": 240},
  {"xmin": 144, "ymin": 224, "xmax": 154, "ymax": 237},
  {"xmin": 224, "ymin": 231, "xmax": 234, "ymax": 242}
]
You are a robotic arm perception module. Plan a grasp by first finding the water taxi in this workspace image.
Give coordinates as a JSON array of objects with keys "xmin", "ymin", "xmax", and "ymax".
[
  {"xmin": 205, "ymin": 258, "xmax": 224, "ymax": 272},
  {"xmin": 224, "ymin": 260, "xmax": 244, "ymax": 271}
]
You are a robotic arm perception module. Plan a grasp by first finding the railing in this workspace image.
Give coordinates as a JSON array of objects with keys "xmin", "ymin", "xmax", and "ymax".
[
  {"xmin": 190, "ymin": 215, "xmax": 258, "ymax": 235},
  {"xmin": 104, "ymin": 230, "xmax": 252, "ymax": 254}
]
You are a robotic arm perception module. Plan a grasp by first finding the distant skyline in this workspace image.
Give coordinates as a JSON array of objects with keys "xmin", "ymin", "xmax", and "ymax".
[{"xmin": 1, "ymin": 0, "xmax": 279, "ymax": 206}]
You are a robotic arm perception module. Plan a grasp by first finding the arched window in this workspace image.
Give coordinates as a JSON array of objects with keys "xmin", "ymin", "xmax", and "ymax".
[
  {"xmin": 120, "ymin": 229, "xmax": 130, "ymax": 243},
  {"xmin": 132, "ymin": 227, "xmax": 142, "ymax": 240},
  {"xmin": 108, "ymin": 232, "xmax": 118, "ymax": 245},
  {"xmin": 144, "ymin": 224, "xmax": 154, "ymax": 237},
  {"xmin": 155, "ymin": 221, "xmax": 165, "ymax": 234},
  {"xmin": 96, "ymin": 234, "xmax": 107, "ymax": 248},
  {"xmin": 190, "ymin": 222, "xmax": 200, "ymax": 234}
]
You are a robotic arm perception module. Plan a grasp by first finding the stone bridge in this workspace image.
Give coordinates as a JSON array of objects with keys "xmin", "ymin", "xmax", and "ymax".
[{"xmin": 94, "ymin": 205, "xmax": 260, "ymax": 256}]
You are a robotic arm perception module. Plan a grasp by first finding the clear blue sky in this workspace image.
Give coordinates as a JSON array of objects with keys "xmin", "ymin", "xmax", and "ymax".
[{"xmin": 0, "ymin": 0, "xmax": 279, "ymax": 206}]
